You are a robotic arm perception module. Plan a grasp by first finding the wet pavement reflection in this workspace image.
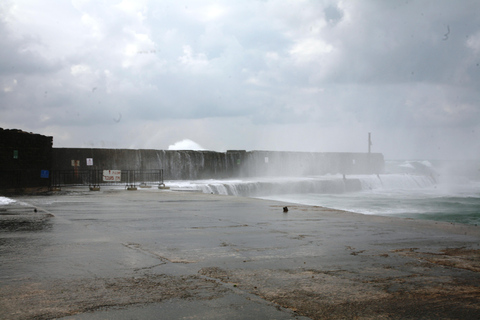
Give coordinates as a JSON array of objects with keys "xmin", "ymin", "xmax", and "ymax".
[{"xmin": 1, "ymin": 187, "xmax": 480, "ymax": 319}]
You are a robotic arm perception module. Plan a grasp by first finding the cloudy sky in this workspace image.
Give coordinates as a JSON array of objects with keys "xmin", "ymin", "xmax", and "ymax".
[{"xmin": 1, "ymin": 0, "xmax": 479, "ymax": 160}]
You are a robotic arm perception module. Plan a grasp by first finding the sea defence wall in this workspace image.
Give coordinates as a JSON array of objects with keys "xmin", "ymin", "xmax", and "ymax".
[{"xmin": 52, "ymin": 149, "xmax": 384, "ymax": 180}]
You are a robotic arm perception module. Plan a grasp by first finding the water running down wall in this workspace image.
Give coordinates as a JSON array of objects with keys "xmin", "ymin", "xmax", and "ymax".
[
  {"xmin": 180, "ymin": 173, "xmax": 438, "ymax": 197},
  {"xmin": 52, "ymin": 149, "xmax": 385, "ymax": 180}
]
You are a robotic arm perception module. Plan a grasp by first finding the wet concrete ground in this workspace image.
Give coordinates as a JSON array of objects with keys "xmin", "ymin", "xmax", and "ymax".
[{"xmin": 1, "ymin": 187, "xmax": 480, "ymax": 319}]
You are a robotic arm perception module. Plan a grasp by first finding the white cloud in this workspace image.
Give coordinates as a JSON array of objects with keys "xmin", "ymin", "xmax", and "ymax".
[
  {"xmin": 80, "ymin": 13, "xmax": 102, "ymax": 39},
  {"xmin": 289, "ymin": 38, "xmax": 334, "ymax": 65},
  {"xmin": 70, "ymin": 64, "xmax": 91, "ymax": 76},
  {"xmin": 2, "ymin": 79, "xmax": 17, "ymax": 92},
  {"xmin": 198, "ymin": 4, "xmax": 228, "ymax": 22},
  {"xmin": 466, "ymin": 31, "xmax": 480, "ymax": 53},
  {"xmin": 178, "ymin": 45, "xmax": 209, "ymax": 72}
]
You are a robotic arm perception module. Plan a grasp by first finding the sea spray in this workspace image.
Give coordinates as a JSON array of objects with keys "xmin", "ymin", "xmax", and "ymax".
[
  {"xmin": 166, "ymin": 173, "xmax": 434, "ymax": 196},
  {"xmin": 166, "ymin": 160, "xmax": 480, "ymax": 225}
]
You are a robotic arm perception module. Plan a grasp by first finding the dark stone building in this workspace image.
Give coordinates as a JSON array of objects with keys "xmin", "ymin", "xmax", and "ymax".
[{"xmin": 0, "ymin": 128, "xmax": 53, "ymax": 193}]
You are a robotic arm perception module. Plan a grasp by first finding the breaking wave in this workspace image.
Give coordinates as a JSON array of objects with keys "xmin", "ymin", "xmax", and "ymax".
[{"xmin": 166, "ymin": 173, "xmax": 437, "ymax": 197}]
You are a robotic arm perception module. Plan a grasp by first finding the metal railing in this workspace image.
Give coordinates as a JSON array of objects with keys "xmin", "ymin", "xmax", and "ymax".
[{"xmin": 50, "ymin": 169, "xmax": 164, "ymax": 188}]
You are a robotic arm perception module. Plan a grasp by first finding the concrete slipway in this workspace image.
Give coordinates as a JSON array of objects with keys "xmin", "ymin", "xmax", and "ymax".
[{"xmin": 1, "ymin": 187, "xmax": 479, "ymax": 319}]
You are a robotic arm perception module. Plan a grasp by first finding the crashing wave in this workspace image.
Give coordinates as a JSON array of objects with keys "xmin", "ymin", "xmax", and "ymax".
[{"xmin": 167, "ymin": 173, "xmax": 437, "ymax": 197}]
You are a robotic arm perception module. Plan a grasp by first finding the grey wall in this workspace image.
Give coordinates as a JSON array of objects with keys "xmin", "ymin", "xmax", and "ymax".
[{"xmin": 52, "ymin": 148, "xmax": 384, "ymax": 180}]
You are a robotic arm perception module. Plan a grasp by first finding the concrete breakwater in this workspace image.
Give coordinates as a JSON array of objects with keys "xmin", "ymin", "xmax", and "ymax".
[
  {"xmin": 52, "ymin": 149, "xmax": 384, "ymax": 180},
  {"xmin": 2, "ymin": 190, "xmax": 479, "ymax": 319}
]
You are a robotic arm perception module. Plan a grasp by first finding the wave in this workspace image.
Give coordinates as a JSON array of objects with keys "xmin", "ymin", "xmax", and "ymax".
[
  {"xmin": 165, "ymin": 159, "xmax": 478, "ymax": 201},
  {"xmin": 167, "ymin": 173, "xmax": 437, "ymax": 197},
  {"xmin": 357, "ymin": 174, "xmax": 436, "ymax": 190},
  {"xmin": 0, "ymin": 196, "xmax": 16, "ymax": 205}
]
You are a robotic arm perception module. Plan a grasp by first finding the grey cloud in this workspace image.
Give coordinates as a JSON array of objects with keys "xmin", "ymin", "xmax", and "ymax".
[
  {"xmin": 0, "ymin": 25, "xmax": 60, "ymax": 75},
  {"xmin": 324, "ymin": 5, "xmax": 343, "ymax": 25},
  {"xmin": 322, "ymin": 2, "xmax": 480, "ymax": 86},
  {"xmin": 1, "ymin": 0, "xmax": 479, "ymax": 159}
]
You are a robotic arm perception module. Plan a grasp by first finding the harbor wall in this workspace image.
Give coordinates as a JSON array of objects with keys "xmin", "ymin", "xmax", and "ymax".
[{"xmin": 52, "ymin": 148, "xmax": 385, "ymax": 180}]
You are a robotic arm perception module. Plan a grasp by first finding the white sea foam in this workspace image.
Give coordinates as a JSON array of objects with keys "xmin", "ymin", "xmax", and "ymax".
[
  {"xmin": 166, "ymin": 172, "xmax": 436, "ymax": 197},
  {"xmin": 0, "ymin": 196, "xmax": 15, "ymax": 205},
  {"xmin": 168, "ymin": 139, "xmax": 206, "ymax": 150}
]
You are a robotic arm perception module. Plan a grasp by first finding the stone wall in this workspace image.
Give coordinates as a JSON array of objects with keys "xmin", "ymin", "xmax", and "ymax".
[
  {"xmin": 52, "ymin": 148, "xmax": 384, "ymax": 180},
  {"xmin": 0, "ymin": 128, "xmax": 53, "ymax": 192}
]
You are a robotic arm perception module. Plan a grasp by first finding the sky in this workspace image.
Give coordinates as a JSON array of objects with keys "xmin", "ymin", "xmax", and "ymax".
[{"xmin": 1, "ymin": 0, "xmax": 479, "ymax": 160}]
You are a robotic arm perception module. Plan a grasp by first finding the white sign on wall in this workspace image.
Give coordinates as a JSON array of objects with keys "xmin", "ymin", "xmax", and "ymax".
[
  {"xmin": 103, "ymin": 170, "xmax": 121, "ymax": 182},
  {"xmin": 86, "ymin": 158, "xmax": 93, "ymax": 166}
]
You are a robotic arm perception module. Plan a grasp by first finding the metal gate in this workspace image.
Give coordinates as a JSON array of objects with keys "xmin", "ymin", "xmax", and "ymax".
[{"xmin": 50, "ymin": 169, "xmax": 164, "ymax": 189}]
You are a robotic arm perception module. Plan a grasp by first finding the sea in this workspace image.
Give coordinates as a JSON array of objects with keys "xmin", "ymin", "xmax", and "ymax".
[{"xmin": 165, "ymin": 159, "xmax": 480, "ymax": 226}]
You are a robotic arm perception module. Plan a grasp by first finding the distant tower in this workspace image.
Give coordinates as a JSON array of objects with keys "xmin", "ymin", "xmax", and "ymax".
[{"xmin": 368, "ymin": 132, "xmax": 372, "ymax": 153}]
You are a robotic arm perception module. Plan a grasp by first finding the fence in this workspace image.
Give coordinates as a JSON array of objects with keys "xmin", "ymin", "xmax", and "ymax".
[{"xmin": 50, "ymin": 169, "xmax": 164, "ymax": 188}]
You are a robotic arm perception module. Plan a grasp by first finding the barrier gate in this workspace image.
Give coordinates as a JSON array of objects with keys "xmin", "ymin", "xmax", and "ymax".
[{"xmin": 50, "ymin": 169, "xmax": 164, "ymax": 190}]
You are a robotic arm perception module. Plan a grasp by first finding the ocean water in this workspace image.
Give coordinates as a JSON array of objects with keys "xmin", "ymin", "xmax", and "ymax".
[
  {"xmin": 260, "ymin": 160, "xmax": 480, "ymax": 226},
  {"xmin": 166, "ymin": 160, "xmax": 480, "ymax": 226},
  {"xmin": 260, "ymin": 186, "xmax": 480, "ymax": 225}
]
